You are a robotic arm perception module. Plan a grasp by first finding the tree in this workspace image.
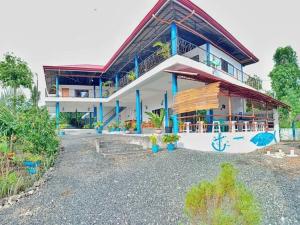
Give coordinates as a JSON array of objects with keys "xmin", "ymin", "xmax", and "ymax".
[
  {"xmin": 0, "ymin": 53, "xmax": 33, "ymax": 112},
  {"xmin": 273, "ymin": 46, "xmax": 298, "ymax": 66},
  {"xmin": 269, "ymin": 46, "xmax": 300, "ymax": 100},
  {"xmin": 30, "ymin": 85, "xmax": 40, "ymax": 108}
]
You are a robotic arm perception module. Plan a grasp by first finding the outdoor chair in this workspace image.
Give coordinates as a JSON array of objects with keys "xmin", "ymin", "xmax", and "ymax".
[{"xmin": 212, "ymin": 121, "xmax": 221, "ymax": 133}]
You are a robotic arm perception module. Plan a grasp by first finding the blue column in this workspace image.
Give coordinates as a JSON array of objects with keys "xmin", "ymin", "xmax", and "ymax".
[
  {"xmin": 206, "ymin": 109, "xmax": 214, "ymax": 132},
  {"xmin": 172, "ymin": 74, "xmax": 179, "ymax": 134},
  {"xmin": 164, "ymin": 91, "xmax": 169, "ymax": 128},
  {"xmin": 99, "ymin": 78, "xmax": 103, "ymax": 123},
  {"xmin": 56, "ymin": 102, "xmax": 60, "ymax": 129},
  {"xmin": 241, "ymin": 65, "xmax": 244, "ymax": 82},
  {"xmin": 116, "ymin": 100, "xmax": 120, "ymax": 124},
  {"xmin": 171, "ymin": 22, "xmax": 178, "ymax": 56},
  {"xmin": 206, "ymin": 43, "xmax": 211, "ymax": 65},
  {"xmin": 89, "ymin": 112, "xmax": 92, "ymax": 128},
  {"xmin": 56, "ymin": 75, "xmax": 59, "ymax": 97},
  {"xmin": 134, "ymin": 56, "xmax": 139, "ymax": 78},
  {"xmin": 140, "ymin": 100, "xmax": 143, "ymax": 123},
  {"xmin": 136, "ymin": 90, "xmax": 141, "ymax": 134},
  {"xmin": 115, "ymin": 74, "xmax": 119, "ymax": 91}
]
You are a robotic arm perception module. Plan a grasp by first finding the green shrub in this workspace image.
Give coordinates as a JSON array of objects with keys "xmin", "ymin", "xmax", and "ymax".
[
  {"xmin": 185, "ymin": 163, "xmax": 261, "ymax": 225},
  {"xmin": 162, "ymin": 134, "xmax": 179, "ymax": 144},
  {"xmin": 149, "ymin": 135, "xmax": 158, "ymax": 145},
  {"xmin": 0, "ymin": 172, "xmax": 27, "ymax": 198}
]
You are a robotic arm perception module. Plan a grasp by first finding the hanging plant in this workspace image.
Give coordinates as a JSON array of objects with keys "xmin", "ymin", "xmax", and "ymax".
[{"xmin": 153, "ymin": 41, "xmax": 171, "ymax": 59}]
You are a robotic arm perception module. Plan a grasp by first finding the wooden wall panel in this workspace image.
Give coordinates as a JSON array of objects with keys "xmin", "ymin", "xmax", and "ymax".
[{"xmin": 173, "ymin": 82, "xmax": 220, "ymax": 114}]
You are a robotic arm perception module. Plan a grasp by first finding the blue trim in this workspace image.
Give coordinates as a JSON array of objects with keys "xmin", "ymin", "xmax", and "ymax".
[
  {"xmin": 94, "ymin": 106, "xmax": 97, "ymax": 118},
  {"xmin": 172, "ymin": 74, "xmax": 178, "ymax": 133},
  {"xmin": 56, "ymin": 102, "xmax": 60, "ymax": 129},
  {"xmin": 140, "ymin": 100, "xmax": 143, "ymax": 122},
  {"xmin": 241, "ymin": 66, "xmax": 244, "ymax": 82},
  {"xmin": 164, "ymin": 91, "xmax": 169, "ymax": 128},
  {"xmin": 115, "ymin": 74, "xmax": 119, "ymax": 90},
  {"xmin": 135, "ymin": 56, "xmax": 139, "ymax": 78},
  {"xmin": 136, "ymin": 90, "xmax": 141, "ymax": 134},
  {"xmin": 116, "ymin": 100, "xmax": 120, "ymax": 123},
  {"xmin": 56, "ymin": 75, "xmax": 59, "ymax": 97},
  {"xmin": 89, "ymin": 112, "xmax": 92, "ymax": 128},
  {"xmin": 206, "ymin": 43, "xmax": 211, "ymax": 65},
  {"xmin": 171, "ymin": 22, "xmax": 178, "ymax": 56}
]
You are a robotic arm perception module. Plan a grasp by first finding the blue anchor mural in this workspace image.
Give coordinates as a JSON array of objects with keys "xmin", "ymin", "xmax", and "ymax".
[{"xmin": 211, "ymin": 133, "xmax": 229, "ymax": 152}]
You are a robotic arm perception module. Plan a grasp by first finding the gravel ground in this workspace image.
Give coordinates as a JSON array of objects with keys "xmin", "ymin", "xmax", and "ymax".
[{"xmin": 0, "ymin": 132, "xmax": 299, "ymax": 225}]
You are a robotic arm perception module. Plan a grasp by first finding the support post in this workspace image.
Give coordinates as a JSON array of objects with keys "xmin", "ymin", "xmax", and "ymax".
[
  {"xmin": 136, "ymin": 90, "xmax": 141, "ymax": 134},
  {"xmin": 265, "ymin": 103, "xmax": 269, "ymax": 130},
  {"xmin": 172, "ymin": 74, "xmax": 178, "ymax": 134},
  {"xmin": 206, "ymin": 43, "xmax": 211, "ymax": 66},
  {"xmin": 171, "ymin": 22, "xmax": 178, "ymax": 56},
  {"xmin": 99, "ymin": 78, "xmax": 103, "ymax": 123},
  {"xmin": 56, "ymin": 102, "xmax": 60, "ymax": 129},
  {"xmin": 56, "ymin": 75, "xmax": 59, "ymax": 97},
  {"xmin": 89, "ymin": 112, "xmax": 92, "ymax": 128},
  {"xmin": 134, "ymin": 56, "xmax": 139, "ymax": 78},
  {"xmin": 228, "ymin": 94, "xmax": 232, "ymax": 131},
  {"xmin": 93, "ymin": 84, "xmax": 96, "ymax": 98},
  {"xmin": 116, "ymin": 100, "xmax": 120, "ymax": 124},
  {"xmin": 115, "ymin": 74, "xmax": 119, "ymax": 91},
  {"xmin": 140, "ymin": 100, "xmax": 143, "ymax": 123},
  {"xmin": 206, "ymin": 109, "xmax": 213, "ymax": 132},
  {"xmin": 164, "ymin": 91, "xmax": 169, "ymax": 128}
]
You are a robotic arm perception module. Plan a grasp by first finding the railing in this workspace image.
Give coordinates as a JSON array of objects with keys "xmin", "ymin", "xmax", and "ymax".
[{"xmin": 177, "ymin": 38, "xmax": 263, "ymax": 90}]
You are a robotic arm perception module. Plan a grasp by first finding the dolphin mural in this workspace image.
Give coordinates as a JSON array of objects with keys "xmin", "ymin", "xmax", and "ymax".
[{"xmin": 250, "ymin": 131, "xmax": 277, "ymax": 147}]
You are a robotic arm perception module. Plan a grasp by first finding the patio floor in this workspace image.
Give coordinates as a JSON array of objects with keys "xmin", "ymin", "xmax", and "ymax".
[{"xmin": 0, "ymin": 131, "xmax": 299, "ymax": 225}]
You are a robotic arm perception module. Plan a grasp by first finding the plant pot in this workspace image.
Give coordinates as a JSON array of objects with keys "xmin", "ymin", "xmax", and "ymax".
[
  {"xmin": 23, "ymin": 160, "xmax": 41, "ymax": 167},
  {"xmin": 26, "ymin": 167, "xmax": 37, "ymax": 175},
  {"xmin": 152, "ymin": 145, "xmax": 159, "ymax": 153},
  {"xmin": 155, "ymin": 128, "xmax": 162, "ymax": 134},
  {"xmin": 165, "ymin": 127, "xmax": 172, "ymax": 133},
  {"xmin": 58, "ymin": 130, "xmax": 65, "ymax": 136},
  {"xmin": 116, "ymin": 128, "xmax": 121, "ymax": 132},
  {"xmin": 167, "ymin": 143, "xmax": 175, "ymax": 152},
  {"xmin": 96, "ymin": 128, "xmax": 102, "ymax": 134}
]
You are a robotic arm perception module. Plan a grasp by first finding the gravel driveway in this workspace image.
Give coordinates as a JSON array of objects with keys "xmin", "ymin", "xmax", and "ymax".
[{"xmin": 0, "ymin": 132, "xmax": 299, "ymax": 225}]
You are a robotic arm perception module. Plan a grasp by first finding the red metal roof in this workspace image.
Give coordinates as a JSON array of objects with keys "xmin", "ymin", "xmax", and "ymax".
[{"xmin": 44, "ymin": 0, "xmax": 258, "ymax": 74}]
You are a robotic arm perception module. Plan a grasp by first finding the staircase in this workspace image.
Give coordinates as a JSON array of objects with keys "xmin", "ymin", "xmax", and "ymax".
[
  {"xmin": 103, "ymin": 107, "xmax": 126, "ymax": 127},
  {"xmin": 96, "ymin": 134, "xmax": 150, "ymax": 158}
]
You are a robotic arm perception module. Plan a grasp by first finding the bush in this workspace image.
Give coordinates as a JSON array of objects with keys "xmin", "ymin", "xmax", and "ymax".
[
  {"xmin": 0, "ymin": 172, "xmax": 27, "ymax": 198},
  {"xmin": 162, "ymin": 134, "xmax": 180, "ymax": 144},
  {"xmin": 185, "ymin": 163, "xmax": 261, "ymax": 225},
  {"xmin": 17, "ymin": 107, "xmax": 59, "ymax": 156},
  {"xmin": 149, "ymin": 135, "xmax": 158, "ymax": 145}
]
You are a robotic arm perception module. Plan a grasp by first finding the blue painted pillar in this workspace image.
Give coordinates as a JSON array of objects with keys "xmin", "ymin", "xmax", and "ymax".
[
  {"xmin": 56, "ymin": 75, "xmax": 59, "ymax": 97},
  {"xmin": 99, "ymin": 78, "xmax": 103, "ymax": 123},
  {"xmin": 171, "ymin": 22, "xmax": 179, "ymax": 133},
  {"xmin": 56, "ymin": 102, "xmax": 60, "ymax": 129},
  {"xmin": 172, "ymin": 74, "xmax": 179, "ymax": 134},
  {"xmin": 140, "ymin": 101, "xmax": 143, "ymax": 123},
  {"xmin": 206, "ymin": 109, "xmax": 214, "ymax": 132},
  {"xmin": 55, "ymin": 75, "xmax": 60, "ymax": 129},
  {"xmin": 115, "ymin": 74, "xmax": 119, "ymax": 91},
  {"xmin": 164, "ymin": 91, "xmax": 169, "ymax": 128},
  {"xmin": 136, "ymin": 90, "xmax": 141, "ymax": 134},
  {"xmin": 93, "ymin": 85, "xmax": 96, "ymax": 97},
  {"xmin": 292, "ymin": 121, "xmax": 296, "ymax": 141},
  {"xmin": 89, "ymin": 112, "xmax": 92, "ymax": 128},
  {"xmin": 241, "ymin": 65, "xmax": 244, "ymax": 82},
  {"xmin": 134, "ymin": 56, "xmax": 139, "ymax": 78},
  {"xmin": 206, "ymin": 43, "xmax": 211, "ymax": 65},
  {"xmin": 171, "ymin": 22, "xmax": 178, "ymax": 56},
  {"xmin": 116, "ymin": 100, "xmax": 120, "ymax": 124}
]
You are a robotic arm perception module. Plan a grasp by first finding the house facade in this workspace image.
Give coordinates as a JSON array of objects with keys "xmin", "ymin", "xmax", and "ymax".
[{"xmin": 43, "ymin": 0, "xmax": 287, "ymax": 153}]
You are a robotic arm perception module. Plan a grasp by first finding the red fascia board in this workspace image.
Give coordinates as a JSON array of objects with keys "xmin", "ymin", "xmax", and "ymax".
[
  {"xmin": 178, "ymin": 0, "xmax": 259, "ymax": 63},
  {"xmin": 101, "ymin": 0, "xmax": 167, "ymax": 72},
  {"xmin": 43, "ymin": 65, "xmax": 104, "ymax": 73}
]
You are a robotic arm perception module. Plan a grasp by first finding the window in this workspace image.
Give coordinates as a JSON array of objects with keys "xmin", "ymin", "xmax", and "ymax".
[
  {"xmin": 75, "ymin": 90, "xmax": 89, "ymax": 98},
  {"xmin": 221, "ymin": 58, "xmax": 234, "ymax": 76}
]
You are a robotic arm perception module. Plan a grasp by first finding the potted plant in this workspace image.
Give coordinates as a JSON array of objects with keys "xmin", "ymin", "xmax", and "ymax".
[
  {"xmin": 153, "ymin": 41, "xmax": 171, "ymax": 59},
  {"xmin": 149, "ymin": 135, "xmax": 159, "ymax": 153},
  {"xmin": 108, "ymin": 124, "xmax": 114, "ymax": 132},
  {"xmin": 124, "ymin": 121, "xmax": 131, "ymax": 133},
  {"xmin": 114, "ymin": 122, "xmax": 121, "ymax": 132},
  {"xmin": 128, "ymin": 70, "xmax": 136, "ymax": 82},
  {"xmin": 23, "ymin": 154, "xmax": 43, "ymax": 175},
  {"xmin": 145, "ymin": 109, "xmax": 165, "ymax": 134},
  {"xmin": 94, "ymin": 121, "xmax": 103, "ymax": 134},
  {"xmin": 162, "ymin": 134, "xmax": 180, "ymax": 152}
]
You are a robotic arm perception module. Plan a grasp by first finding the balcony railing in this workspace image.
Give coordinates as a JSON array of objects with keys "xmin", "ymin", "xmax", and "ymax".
[{"xmin": 177, "ymin": 38, "xmax": 262, "ymax": 90}]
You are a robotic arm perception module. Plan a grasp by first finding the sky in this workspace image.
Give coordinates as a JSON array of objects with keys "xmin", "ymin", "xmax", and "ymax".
[{"xmin": 0, "ymin": 0, "xmax": 299, "ymax": 104}]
